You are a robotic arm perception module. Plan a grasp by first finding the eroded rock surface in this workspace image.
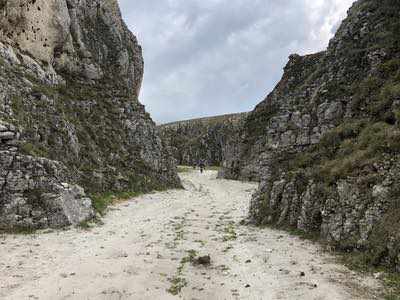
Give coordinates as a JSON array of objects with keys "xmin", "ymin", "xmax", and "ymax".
[
  {"xmin": 221, "ymin": 0, "xmax": 400, "ymax": 271},
  {"xmin": 0, "ymin": 0, "xmax": 180, "ymax": 230},
  {"xmin": 159, "ymin": 113, "xmax": 248, "ymax": 167}
]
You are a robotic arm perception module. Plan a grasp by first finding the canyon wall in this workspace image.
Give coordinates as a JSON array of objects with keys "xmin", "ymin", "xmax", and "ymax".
[
  {"xmin": 159, "ymin": 113, "xmax": 248, "ymax": 167},
  {"xmin": 221, "ymin": 0, "xmax": 400, "ymax": 271},
  {"xmin": 0, "ymin": 0, "xmax": 180, "ymax": 230}
]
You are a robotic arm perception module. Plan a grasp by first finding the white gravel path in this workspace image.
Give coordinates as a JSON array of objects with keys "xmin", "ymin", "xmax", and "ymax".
[{"xmin": 0, "ymin": 170, "xmax": 381, "ymax": 300}]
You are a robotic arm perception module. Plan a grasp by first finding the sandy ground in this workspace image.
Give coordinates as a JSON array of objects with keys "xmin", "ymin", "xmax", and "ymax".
[{"xmin": 0, "ymin": 170, "xmax": 382, "ymax": 300}]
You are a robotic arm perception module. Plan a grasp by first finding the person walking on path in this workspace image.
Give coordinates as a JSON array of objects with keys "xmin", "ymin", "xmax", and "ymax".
[{"xmin": 199, "ymin": 160, "xmax": 205, "ymax": 173}]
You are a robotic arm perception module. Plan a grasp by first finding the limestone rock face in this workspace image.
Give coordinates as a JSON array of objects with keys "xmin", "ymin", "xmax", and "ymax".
[
  {"xmin": 0, "ymin": 0, "xmax": 180, "ymax": 230},
  {"xmin": 159, "ymin": 113, "xmax": 248, "ymax": 167},
  {"xmin": 222, "ymin": 0, "xmax": 400, "ymax": 270},
  {"xmin": 0, "ymin": 121, "xmax": 94, "ymax": 229},
  {"xmin": 0, "ymin": 0, "xmax": 143, "ymax": 97}
]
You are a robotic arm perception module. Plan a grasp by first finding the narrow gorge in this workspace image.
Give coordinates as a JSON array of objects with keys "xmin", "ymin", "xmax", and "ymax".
[
  {"xmin": 0, "ymin": 0, "xmax": 399, "ymax": 299},
  {"xmin": 161, "ymin": 0, "xmax": 400, "ymax": 273},
  {"xmin": 159, "ymin": 112, "xmax": 248, "ymax": 168}
]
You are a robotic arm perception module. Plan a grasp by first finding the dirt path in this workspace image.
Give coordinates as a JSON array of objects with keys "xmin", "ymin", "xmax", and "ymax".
[{"xmin": 0, "ymin": 170, "xmax": 381, "ymax": 300}]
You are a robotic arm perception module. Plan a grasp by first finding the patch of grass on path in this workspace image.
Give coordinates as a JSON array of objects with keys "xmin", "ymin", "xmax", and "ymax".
[
  {"xmin": 170, "ymin": 216, "xmax": 188, "ymax": 248},
  {"xmin": 177, "ymin": 165, "xmax": 221, "ymax": 173},
  {"xmin": 194, "ymin": 239, "xmax": 207, "ymax": 247},
  {"xmin": 167, "ymin": 277, "xmax": 187, "ymax": 296},
  {"xmin": 207, "ymin": 166, "xmax": 221, "ymax": 171},
  {"xmin": 91, "ymin": 191, "xmax": 143, "ymax": 216},
  {"xmin": 222, "ymin": 222, "xmax": 237, "ymax": 242},
  {"xmin": 177, "ymin": 166, "xmax": 193, "ymax": 173},
  {"xmin": 0, "ymin": 227, "xmax": 38, "ymax": 235},
  {"xmin": 167, "ymin": 250, "xmax": 198, "ymax": 295}
]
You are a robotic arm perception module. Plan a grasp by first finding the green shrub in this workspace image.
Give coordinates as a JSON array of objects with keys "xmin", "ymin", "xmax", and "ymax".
[
  {"xmin": 359, "ymin": 77, "xmax": 382, "ymax": 98},
  {"xmin": 358, "ymin": 122, "xmax": 400, "ymax": 153},
  {"xmin": 291, "ymin": 151, "xmax": 318, "ymax": 169},
  {"xmin": 20, "ymin": 142, "xmax": 49, "ymax": 158},
  {"xmin": 318, "ymin": 149, "xmax": 373, "ymax": 182},
  {"xmin": 381, "ymin": 83, "xmax": 400, "ymax": 101},
  {"xmin": 351, "ymin": 77, "xmax": 382, "ymax": 111},
  {"xmin": 379, "ymin": 59, "xmax": 400, "ymax": 79},
  {"xmin": 316, "ymin": 120, "xmax": 366, "ymax": 158},
  {"xmin": 20, "ymin": 142, "xmax": 35, "ymax": 156},
  {"xmin": 368, "ymin": 83, "xmax": 400, "ymax": 119},
  {"xmin": 320, "ymin": 122, "xmax": 400, "ymax": 180},
  {"xmin": 384, "ymin": 272, "xmax": 400, "ymax": 300}
]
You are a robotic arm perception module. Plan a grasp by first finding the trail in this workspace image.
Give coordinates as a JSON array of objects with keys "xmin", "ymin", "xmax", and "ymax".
[{"xmin": 0, "ymin": 170, "xmax": 381, "ymax": 300}]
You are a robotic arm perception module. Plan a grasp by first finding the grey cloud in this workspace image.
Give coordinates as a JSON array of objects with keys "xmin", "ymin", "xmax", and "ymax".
[{"xmin": 120, "ymin": 0, "xmax": 355, "ymax": 123}]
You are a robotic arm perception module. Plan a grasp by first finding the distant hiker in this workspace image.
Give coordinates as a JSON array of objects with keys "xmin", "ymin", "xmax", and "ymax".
[{"xmin": 199, "ymin": 160, "xmax": 205, "ymax": 173}]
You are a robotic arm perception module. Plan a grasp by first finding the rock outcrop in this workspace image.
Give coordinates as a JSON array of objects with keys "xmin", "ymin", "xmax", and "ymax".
[
  {"xmin": 0, "ymin": 0, "xmax": 180, "ymax": 230},
  {"xmin": 221, "ymin": 0, "xmax": 400, "ymax": 271},
  {"xmin": 159, "ymin": 113, "xmax": 248, "ymax": 167}
]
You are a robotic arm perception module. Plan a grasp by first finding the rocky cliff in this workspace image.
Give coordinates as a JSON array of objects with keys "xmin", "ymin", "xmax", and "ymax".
[
  {"xmin": 0, "ymin": 0, "xmax": 180, "ymax": 230},
  {"xmin": 221, "ymin": 0, "xmax": 400, "ymax": 271},
  {"xmin": 159, "ymin": 113, "xmax": 248, "ymax": 167}
]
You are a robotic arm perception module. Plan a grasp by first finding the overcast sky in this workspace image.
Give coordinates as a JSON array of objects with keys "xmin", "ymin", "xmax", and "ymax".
[{"xmin": 119, "ymin": 0, "xmax": 355, "ymax": 124}]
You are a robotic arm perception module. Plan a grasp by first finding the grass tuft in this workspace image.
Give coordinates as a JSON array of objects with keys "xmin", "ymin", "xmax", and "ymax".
[
  {"xmin": 167, "ymin": 249, "xmax": 198, "ymax": 295},
  {"xmin": 177, "ymin": 166, "xmax": 192, "ymax": 173},
  {"xmin": 91, "ymin": 191, "xmax": 142, "ymax": 216},
  {"xmin": 222, "ymin": 222, "xmax": 237, "ymax": 242}
]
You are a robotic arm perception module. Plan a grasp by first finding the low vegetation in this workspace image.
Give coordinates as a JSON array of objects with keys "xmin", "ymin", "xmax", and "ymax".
[
  {"xmin": 290, "ymin": 120, "xmax": 400, "ymax": 184},
  {"xmin": 167, "ymin": 249, "xmax": 198, "ymax": 295},
  {"xmin": 1, "ymin": 58, "xmax": 178, "ymax": 204},
  {"xmin": 207, "ymin": 166, "xmax": 221, "ymax": 171},
  {"xmin": 222, "ymin": 222, "xmax": 237, "ymax": 242},
  {"xmin": 259, "ymin": 54, "xmax": 400, "ymax": 296},
  {"xmin": 177, "ymin": 166, "xmax": 192, "ymax": 173},
  {"xmin": 291, "ymin": 54, "xmax": 400, "ymax": 184},
  {"xmin": 177, "ymin": 165, "xmax": 221, "ymax": 173},
  {"xmin": 341, "ymin": 253, "xmax": 400, "ymax": 300},
  {"xmin": 91, "ymin": 190, "xmax": 143, "ymax": 216}
]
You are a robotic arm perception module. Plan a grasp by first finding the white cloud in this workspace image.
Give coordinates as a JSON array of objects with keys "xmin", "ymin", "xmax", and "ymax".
[
  {"xmin": 120, "ymin": 0, "xmax": 356, "ymax": 123},
  {"xmin": 303, "ymin": 0, "xmax": 355, "ymax": 52}
]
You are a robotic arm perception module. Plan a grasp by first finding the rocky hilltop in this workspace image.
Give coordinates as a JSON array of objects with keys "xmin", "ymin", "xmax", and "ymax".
[
  {"xmin": 0, "ymin": 0, "xmax": 180, "ymax": 230},
  {"xmin": 159, "ymin": 112, "xmax": 248, "ymax": 167},
  {"xmin": 220, "ymin": 0, "xmax": 400, "ymax": 271}
]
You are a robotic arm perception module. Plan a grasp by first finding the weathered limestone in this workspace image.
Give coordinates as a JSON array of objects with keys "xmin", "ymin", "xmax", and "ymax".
[
  {"xmin": 221, "ymin": 0, "xmax": 400, "ymax": 271},
  {"xmin": 0, "ymin": 0, "xmax": 180, "ymax": 230},
  {"xmin": 0, "ymin": 0, "xmax": 143, "ymax": 96},
  {"xmin": 0, "ymin": 120, "xmax": 95, "ymax": 229},
  {"xmin": 159, "ymin": 113, "xmax": 248, "ymax": 167}
]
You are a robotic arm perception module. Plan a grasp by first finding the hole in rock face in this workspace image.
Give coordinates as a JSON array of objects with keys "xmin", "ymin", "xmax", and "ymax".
[
  {"xmin": 385, "ymin": 112, "xmax": 396, "ymax": 125},
  {"xmin": 311, "ymin": 210, "xmax": 323, "ymax": 231},
  {"xmin": 53, "ymin": 45, "xmax": 63, "ymax": 58}
]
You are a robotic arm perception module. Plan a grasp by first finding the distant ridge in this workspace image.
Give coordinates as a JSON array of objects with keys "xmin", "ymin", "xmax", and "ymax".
[
  {"xmin": 159, "ymin": 112, "xmax": 249, "ymax": 128},
  {"xmin": 159, "ymin": 112, "xmax": 248, "ymax": 167}
]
